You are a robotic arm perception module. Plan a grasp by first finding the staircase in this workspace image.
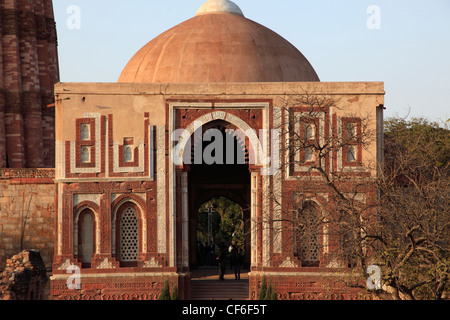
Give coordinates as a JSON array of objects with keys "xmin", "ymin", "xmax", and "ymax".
[{"xmin": 191, "ymin": 279, "xmax": 249, "ymax": 300}]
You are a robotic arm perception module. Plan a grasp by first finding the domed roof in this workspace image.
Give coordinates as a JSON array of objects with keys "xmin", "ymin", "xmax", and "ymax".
[
  {"xmin": 118, "ymin": 0, "xmax": 319, "ymax": 83},
  {"xmin": 196, "ymin": 0, "xmax": 244, "ymax": 17}
]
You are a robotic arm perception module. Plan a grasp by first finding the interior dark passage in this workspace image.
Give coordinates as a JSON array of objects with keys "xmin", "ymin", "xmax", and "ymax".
[{"xmin": 186, "ymin": 121, "xmax": 251, "ymax": 269}]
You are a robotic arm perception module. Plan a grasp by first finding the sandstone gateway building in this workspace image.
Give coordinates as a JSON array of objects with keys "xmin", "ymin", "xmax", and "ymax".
[
  {"xmin": 2, "ymin": 0, "xmax": 385, "ymax": 300},
  {"xmin": 0, "ymin": 0, "xmax": 58, "ymax": 278}
]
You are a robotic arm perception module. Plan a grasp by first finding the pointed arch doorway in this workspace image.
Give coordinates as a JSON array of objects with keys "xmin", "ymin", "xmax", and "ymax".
[
  {"xmin": 169, "ymin": 103, "xmax": 270, "ymax": 293},
  {"xmin": 184, "ymin": 119, "xmax": 252, "ymax": 270}
]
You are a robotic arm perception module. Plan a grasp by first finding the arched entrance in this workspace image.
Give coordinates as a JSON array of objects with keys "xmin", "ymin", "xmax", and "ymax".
[
  {"xmin": 179, "ymin": 118, "xmax": 253, "ymax": 300},
  {"xmin": 185, "ymin": 120, "xmax": 251, "ymax": 270},
  {"xmin": 169, "ymin": 104, "xmax": 270, "ymax": 299}
]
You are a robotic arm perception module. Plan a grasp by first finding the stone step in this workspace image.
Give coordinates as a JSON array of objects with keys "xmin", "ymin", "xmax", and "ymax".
[{"xmin": 191, "ymin": 279, "xmax": 249, "ymax": 300}]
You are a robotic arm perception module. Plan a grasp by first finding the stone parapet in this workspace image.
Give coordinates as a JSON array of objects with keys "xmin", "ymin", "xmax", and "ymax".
[
  {"xmin": 0, "ymin": 168, "xmax": 54, "ymax": 179},
  {"xmin": 249, "ymin": 271, "xmax": 372, "ymax": 300}
]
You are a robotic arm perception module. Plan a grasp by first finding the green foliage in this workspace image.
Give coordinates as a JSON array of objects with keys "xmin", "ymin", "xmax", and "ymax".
[
  {"xmin": 171, "ymin": 285, "xmax": 179, "ymax": 300},
  {"xmin": 384, "ymin": 117, "xmax": 449, "ymax": 169},
  {"xmin": 377, "ymin": 116, "xmax": 450, "ymax": 300},
  {"xmin": 257, "ymin": 276, "xmax": 278, "ymax": 300},
  {"xmin": 197, "ymin": 207, "xmax": 221, "ymax": 242},
  {"xmin": 257, "ymin": 277, "xmax": 267, "ymax": 300},
  {"xmin": 158, "ymin": 280, "xmax": 179, "ymax": 300},
  {"xmin": 266, "ymin": 283, "xmax": 277, "ymax": 300},
  {"xmin": 198, "ymin": 196, "xmax": 245, "ymax": 246},
  {"xmin": 265, "ymin": 284, "xmax": 274, "ymax": 300},
  {"xmin": 158, "ymin": 280, "xmax": 171, "ymax": 300}
]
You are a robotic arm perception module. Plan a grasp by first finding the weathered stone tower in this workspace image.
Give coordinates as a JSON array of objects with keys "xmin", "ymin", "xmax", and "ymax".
[{"xmin": 0, "ymin": 0, "xmax": 59, "ymax": 168}]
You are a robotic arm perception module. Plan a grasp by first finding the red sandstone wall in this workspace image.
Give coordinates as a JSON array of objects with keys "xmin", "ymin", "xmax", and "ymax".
[
  {"xmin": 249, "ymin": 273, "xmax": 372, "ymax": 300},
  {"xmin": 0, "ymin": 168, "xmax": 55, "ymax": 268}
]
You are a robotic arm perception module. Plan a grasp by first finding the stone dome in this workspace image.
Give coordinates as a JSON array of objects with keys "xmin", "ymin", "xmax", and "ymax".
[
  {"xmin": 118, "ymin": 0, "xmax": 319, "ymax": 83},
  {"xmin": 196, "ymin": 0, "xmax": 244, "ymax": 17}
]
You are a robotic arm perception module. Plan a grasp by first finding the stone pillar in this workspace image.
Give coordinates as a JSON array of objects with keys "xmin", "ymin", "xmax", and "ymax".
[
  {"xmin": 175, "ymin": 167, "xmax": 189, "ymax": 271},
  {"xmin": 93, "ymin": 192, "xmax": 116, "ymax": 267},
  {"xmin": 250, "ymin": 169, "xmax": 262, "ymax": 268},
  {"xmin": 181, "ymin": 170, "xmax": 189, "ymax": 270},
  {"xmin": 175, "ymin": 167, "xmax": 182, "ymax": 269},
  {"xmin": 174, "ymin": 167, "xmax": 190, "ymax": 271}
]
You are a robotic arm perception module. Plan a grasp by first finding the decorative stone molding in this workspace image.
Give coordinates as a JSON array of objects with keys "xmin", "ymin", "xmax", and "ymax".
[
  {"xmin": 143, "ymin": 257, "xmax": 161, "ymax": 268},
  {"xmin": 211, "ymin": 111, "xmax": 226, "ymax": 120},
  {"xmin": 112, "ymin": 139, "xmax": 145, "ymax": 173},
  {"xmin": 69, "ymin": 113, "xmax": 102, "ymax": 174},
  {"xmin": 279, "ymin": 257, "xmax": 299, "ymax": 268},
  {"xmin": 57, "ymin": 259, "xmax": 72, "ymax": 270},
  {"xmin": 73, "ymin": 194, "xmax": 101, "ymax": 207},
  {"xmin": 156, "ymin": 126, "xmax": 167, "ymax": 254},
  {"xmin": 96, "ymin": 258, "xmax": 114, "ymax": 269}
]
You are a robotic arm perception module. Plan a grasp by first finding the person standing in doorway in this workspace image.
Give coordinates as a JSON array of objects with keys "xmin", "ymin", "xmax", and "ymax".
[
  {"xmin": 232, "ymin": 246, "xmax": 242, "ymax": 280},
  {"xmin": 217, "ymin": 247, "xmax": 227, "ymax": 280}
]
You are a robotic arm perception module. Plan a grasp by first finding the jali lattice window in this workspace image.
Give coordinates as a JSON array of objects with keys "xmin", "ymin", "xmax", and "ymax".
[
  {"xmin": 294, "ymin": 202, "xmax": 321, "ymax": 267},
  {"xmin": 119, "ymin": 206, "xmax": 139, "ymax": 264}
]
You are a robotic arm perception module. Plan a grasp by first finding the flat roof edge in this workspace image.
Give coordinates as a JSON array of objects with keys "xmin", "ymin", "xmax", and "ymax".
[{"xmin": 54, "ymin": 81, "xmax": 385, "ymax": 96}]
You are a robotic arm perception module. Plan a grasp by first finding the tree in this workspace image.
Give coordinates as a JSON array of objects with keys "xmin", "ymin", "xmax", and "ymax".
[
  {"xmin": 257, "ymin": 276, "xmax": 267, "ymax": 300},
  {"xmin": 268, "ymin": 89, "xmax": 449, "ymax": 300},
  {"xmin": 197, "ymin": 203, "xmax": 221, "ymax": 243},
  {"xmin": 257, "ymin": 276, "xmax": 278, "ymax": 300},
  {"xmin": 265, "ymin": 282, "xmax": 278, "ymax": 300},
  {"xmin": 373, "ymin": 117, "xmax": 449, "ymax": 300},
  {"xmin": 158, "ymin": 280, "xmax": 171, "ymax": 300},
  {"xmin": 171, "ymin": 285, "xmax": 179, "ymax": 300},
  {"xmin": 198, "ymin": 197, "xmax": 244, "ymax": 246},
  {"xmin": 384, "ymin": 117, "xmax": 449, "ymax": 169},
  {"xmin": 271, "ymin": 91, "xmax": 378, "ymax": 274}
]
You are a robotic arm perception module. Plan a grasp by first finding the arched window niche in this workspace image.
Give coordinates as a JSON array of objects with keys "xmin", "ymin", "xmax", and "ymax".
[
  {"xmin": 113, "ymin": 202, "xmax": 141, "ymax": 267},
  {"xmin": 294, "ymin": 201, "xmax": 322, "ymax": 267},
  {"xmin": 74, "ymin": 208, "xmax": 96, "ymax": 268}
]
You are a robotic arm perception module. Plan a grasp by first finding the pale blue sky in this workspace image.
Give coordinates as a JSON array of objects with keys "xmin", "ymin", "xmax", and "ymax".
[{"xmin": 53, "ymin": 0, "xmax": 450, "ymax": 122}]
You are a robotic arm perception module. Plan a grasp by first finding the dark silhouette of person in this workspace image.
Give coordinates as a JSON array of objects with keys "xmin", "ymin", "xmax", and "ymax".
[
  {"xmin": 217, "ymin": 247, "xmax": 227, "ymax": 280},
  {"xmin": 232, "ymin": 246, "xmax": 242, "ymax": 280}
]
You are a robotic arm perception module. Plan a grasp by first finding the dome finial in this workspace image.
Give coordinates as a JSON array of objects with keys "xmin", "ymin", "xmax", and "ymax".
[{"xmin": 196, "ymin": 0, "xmax": 244, "ymax": 17}]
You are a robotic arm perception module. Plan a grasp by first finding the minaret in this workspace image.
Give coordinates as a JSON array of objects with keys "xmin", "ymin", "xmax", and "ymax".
[{"xmin": 0, "ymin": 0, "xmax": 59, "ymax": 168}]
